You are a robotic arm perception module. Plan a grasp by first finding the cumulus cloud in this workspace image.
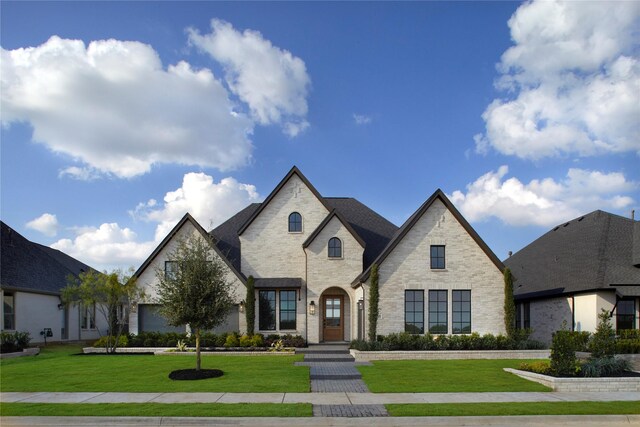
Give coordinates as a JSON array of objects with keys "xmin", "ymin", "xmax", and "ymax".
[
  {"xmin": 353, "ymin": 114, "xmax": 372, "ymax": 125},
  {"xmin": 188, "ymin": 19, "xmax": 311, "ymax": 137},
  {"xmin": 475, "ymin": 1, "xmax": 640, "ymax": 159},
  {"xmin": 450, "ymin": 166, "xmax": 637, "ymax": 227},
  {"xmin": 132, "ymin": 172, "xmax": 261, "ymax": 241},
  {"xmin": 51, "ymin": 223, "xmax": 156, "ymax": 270},
  {"xmin": 26, "ymin": 213, "xmax": 59, "ymax": 237},
  {"xmin": 1, "ymin": 35, "xmax": 255, "ymax": 178}
]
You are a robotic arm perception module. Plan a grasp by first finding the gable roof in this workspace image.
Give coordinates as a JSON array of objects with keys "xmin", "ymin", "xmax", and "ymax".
[
  {"xmin": 132, "ymin": 213, "xmax": 246, "ymax": 284},
  {"xmin": 0, "ymin": 221, "xmax": 95, "ymax": 295},
  {"xmin": 505, "ymin": 210, "xmax": 640, "ymax": 299},
  {"xmin": 302, "ymin": 209, "xmax": 367, "ymax": 249},
  {"xmin": 237, "ymin": 166, "xmax": 333, "ymax": 235},
  {"xmin": 352, "ymin": 189, "xmax": 505, "ymax": 286}
]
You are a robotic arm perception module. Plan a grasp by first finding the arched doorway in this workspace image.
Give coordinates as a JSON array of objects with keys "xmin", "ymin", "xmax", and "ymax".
[{"xmin": 320, "ymin": 287, "xmax": 351, "ymax": 342}]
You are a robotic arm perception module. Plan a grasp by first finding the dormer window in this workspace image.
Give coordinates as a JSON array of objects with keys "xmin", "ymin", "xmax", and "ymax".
[
  {"xmin": 328, "ymin": 237, "xmax": 342, "ymax": 258},
  {"xmin": 289, "ymin": 212, "xmax": 302, "ymax": 233}
]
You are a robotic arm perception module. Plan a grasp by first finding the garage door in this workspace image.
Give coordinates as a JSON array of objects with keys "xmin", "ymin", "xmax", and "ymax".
[{"xmin": 138, "ymin": 304, "xmax": 184, "ymax": 333}]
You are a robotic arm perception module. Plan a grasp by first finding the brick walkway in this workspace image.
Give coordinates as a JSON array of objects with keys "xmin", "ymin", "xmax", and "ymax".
[{"xmin": 297, "ymin": 344, "xmax": 389, "ymax": 417}]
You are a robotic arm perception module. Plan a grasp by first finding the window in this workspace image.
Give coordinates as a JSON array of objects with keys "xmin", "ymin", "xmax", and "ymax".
[
  {"xmin": 279, "ymin": 290, "xmax": 297, "ymax": 330},
  {"xmin": 515, "ymin": 303, "xmax": 522, "ymax": 330},
  {"xmin": 430, "ymin": 245, "xmax": 445, "ymax": 269},
  {"xmin": 81, "ymin": 304, "xmax": 96, "ymax": 329},
  {"xmin": 617, "ymin": 299, "xmax": 636, "ymax": 332},
  {"xmin": 328, "ymin": 237, "xmax": 342, "ymax": 258},
  {"xmin": 405, "ymin": 290, "xmax": 424, "ymax": 334},
  {"xmin": 3, "ymin": 292, "xmax": 15, "ymax": 330},
  {"xmin": 428, "ymin": 290, "xmax": 448, "ymax": 334},
  {"xmin": 523, "ymin": 302, "xmax": 531, "ymax": 329},
  {"xmin": 258, "ymin": 290, "xmax": 276, "ymax": 330},
  {"xmin": 288, "ymin": 212, "xmax": 302, "ymax": 232},
  {"xmin": 165, "ymin": 261, "xmax": 178, "ymax": 280},
  {"xmin": 452, "ymin": 290, "xmax": 471, "ymax": 334}
]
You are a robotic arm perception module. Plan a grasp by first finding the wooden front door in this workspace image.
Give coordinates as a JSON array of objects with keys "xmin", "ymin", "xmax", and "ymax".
[{"xmin": 323, "ymin": 295, "xmax": 344, "ymax": 341}]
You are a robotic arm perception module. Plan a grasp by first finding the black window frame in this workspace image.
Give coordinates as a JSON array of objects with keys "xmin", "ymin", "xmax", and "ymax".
[
  {"xmin": 515, "ymin": 303, "xmax": 522, "ymax": 330},
  {"xmin": 288, "ymin": 212, "xmax": 302, "ymax": 233},
  {"xmin": 258, "ymin": 290, "xmax": 276, "ymax": 331},
  {"xmin": 430, "ymin": 245, "xmax": 445, "ymax": 269},
  {"xmin": 81, "ymin": 304, "xmax": 96, "ymax": 330},
  {"xmin": 279, "ymin": 290, "xmax": 297, "ymax": 330},
  {"xmin": 328, "ymin": 237, "xmax": 342, "ymax": 258},
  {"xmin": 452, "ymin": 290, "xmax": 471, "ymax": 334},
  {"xmin": 616, "ymin": 298, "xmax": 636, "ymax": 332},
  {"xmin": 405, "ymin": 290, "xmax": 424, "ymax": 334},
  {"xmin": 523, "ymin": 302, "xmax": 531, "ymax": 329},
  {"xmin": 428, "ymin": 290, "xmax": 448, "ymax": 334},
  {"xmin": 3, "ymin": 292, "xmax": 15, "ymax": 330}
]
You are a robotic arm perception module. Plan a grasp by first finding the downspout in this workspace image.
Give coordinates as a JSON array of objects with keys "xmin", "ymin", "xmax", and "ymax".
[
  {"xmin": 304, "ymin": 248, "xmax": 308, "ymax": 344},
  {"xmin": 361, "ymin": 283, "xmax": 366, "ymax": 341}
]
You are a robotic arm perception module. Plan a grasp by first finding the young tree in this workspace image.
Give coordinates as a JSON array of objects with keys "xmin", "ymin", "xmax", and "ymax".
[
  {"xmin": 62, "ymin": 268, "xmax": 144, "ymax": 353},
  {"xmin": 245, "ymin": 276, "xmax": 255, "ymax": 335},
  {"xmin": 503, "ymin": 267, "xmax": 516, "ymax": 338},
  {"xmin": 155, "ymin": 234, "xmax": 235, "ymax": 371},
  {"xmin": 589, "ymin": 309, "xmax": 616, "ymax": 359},
  {"xmin": 368, "ymin": 263, "xmax": 379, "ymax": 342}
]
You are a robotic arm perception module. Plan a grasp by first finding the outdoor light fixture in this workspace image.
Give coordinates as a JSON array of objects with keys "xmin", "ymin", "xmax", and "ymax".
[
  {"xmin": 239, "ymin": 300, "xmax": 245, "ymax": 313},
  {"xmin": 57, "ymin": 303, "xmax": 64, "ymax": 310},
  {"xmin": 308, "ymin": 300, "xmax": 316, "ymax": 315},
  {"xmin": 130, "ymin": 301, "xmax": 138, "ymax": 313}
]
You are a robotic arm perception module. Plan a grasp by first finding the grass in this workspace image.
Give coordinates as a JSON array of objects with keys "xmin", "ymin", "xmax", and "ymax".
[
  {"xmin": 0, "ymin": 345, "xmax": 308, "ymax": 392},
  {"xmin": 386, "ymin": 401, "xmax": 640, "ymax": 416},
  {"xmin": 358, "ymin": 359, "xmax": 551, "ymax": 392},
  {"xmin": 0, "ymin": 403, "xmax": 312, "ymax": 417}
]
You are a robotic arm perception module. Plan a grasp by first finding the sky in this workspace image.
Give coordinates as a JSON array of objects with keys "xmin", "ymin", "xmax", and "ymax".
[{"xmin": 1, "ymin": 1, "xmax": 639, "ymax": 271}]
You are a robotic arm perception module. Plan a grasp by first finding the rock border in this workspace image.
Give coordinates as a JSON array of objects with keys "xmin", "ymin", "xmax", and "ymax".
[
  {"xmin": 505, "ymin": 368, "xmax": 640, "ymax": 392},
  {"xmin": 350, "ymin": 349, "xmax": 550, "ymax": 361},
  {"xmin": 0, "ymin": 347, "xmax": 40, "ymax": 359},
  {"xmin": 82, "ymin": 347, "xmax": 295, "ymax": 355}
]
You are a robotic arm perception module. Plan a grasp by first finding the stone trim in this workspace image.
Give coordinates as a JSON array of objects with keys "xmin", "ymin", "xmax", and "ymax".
[
  {"xmin": 350, "ymin": 349, "xmax": 550, "ymax": 361},
  {"xmin": 0, "ymin": 347, "xmax": 40, "ymax": 359},
  {"xmin": 505, "ymin": 368, "xmax": 640, "ymax": 392}
]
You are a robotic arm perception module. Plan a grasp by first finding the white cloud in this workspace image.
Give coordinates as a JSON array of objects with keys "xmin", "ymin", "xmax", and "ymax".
[
  {"xmin": 26, "ymin": 213, "xmax": 59, "ymax": 237},
  {"xmin": 475, "ymin": 1, "xmax": 640, "ymax": 159},
  {"xmin": 51, "ymin": 223, "xmax": 156, "ymax": 270},
  {"xmin": 353, "ymin": 114, "xmax": 372, "ymax": 125},
  {"xmin": 58, "ymin": 166, "xmax": 101, "ymax": 181},
  {"xmin": 133, "ymin": 172, "xmax": 261, "ymax": 241},
  {"xmin": 1, "ymin": 36, "xmax": 254, "ymax": 178},
  {"xmin": 188, "ymin": 19, "xmax": 311, "ymax": 136},
  {"xmin": 450, "ymin": 166, "xmax": 637, "ymax": 227}
]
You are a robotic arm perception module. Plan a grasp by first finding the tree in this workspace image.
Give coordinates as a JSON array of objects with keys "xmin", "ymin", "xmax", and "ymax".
[
  {"xmin": 245, "ymin": 276, "xmax": 255, "ymax": 335},
  {"xmin": 368, "ymin": 263, "xmax": 379, "ymax": 342},
  {"xmin": 155, "ymin": 234, "xmax": 235, "ymax": 371},
  {"xmin": 62, "ymin": 268, "xmax": 143, "ymax": 353},
  {"xmin": 589, "ymin": 309, "xmax": 616, "ymax": 359},
  {"xmin": 503, "ymin": 267, "xmax": 516, "ymax": 338}
]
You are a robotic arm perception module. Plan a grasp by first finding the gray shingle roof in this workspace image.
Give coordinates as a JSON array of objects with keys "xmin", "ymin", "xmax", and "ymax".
[
  {"xmin": 1, "ymin": 221, "xmax": 95, "ymax": 295},
  {"xmin": 504, "ymin": 210, "xmax": 640, "ymax": 300}
]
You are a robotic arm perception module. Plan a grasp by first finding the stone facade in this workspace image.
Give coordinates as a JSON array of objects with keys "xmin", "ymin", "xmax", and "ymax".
[
  {"xmin": 369, "ymin": 198, "xmax": 504, "ymax": 337},
  {"xmin": 526, "ymin": 296, "xmax": 573, "ymax": 345}
]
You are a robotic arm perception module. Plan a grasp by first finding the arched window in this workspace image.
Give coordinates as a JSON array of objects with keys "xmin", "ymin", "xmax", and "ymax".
[
  {"xmin": 288, "ymin": 212, "xmax": 302, "ymax": 232},
  {"xmin": 328, "ymin": 237, "xmax": 342, "ymax": 258}
]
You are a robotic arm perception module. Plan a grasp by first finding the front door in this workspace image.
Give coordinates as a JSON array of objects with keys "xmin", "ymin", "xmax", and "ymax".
[{"xmin": 323, "ymin": 295, "xmax": 344, "ymax": 341}]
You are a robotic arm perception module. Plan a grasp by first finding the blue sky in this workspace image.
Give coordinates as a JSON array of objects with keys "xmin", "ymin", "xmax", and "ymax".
[{"xmin": 2, "ymin": 1, "xmax": 639, "ymax": 271}]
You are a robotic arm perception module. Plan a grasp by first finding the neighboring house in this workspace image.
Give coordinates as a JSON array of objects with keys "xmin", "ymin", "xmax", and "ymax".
[
  {"xmin": 505, "ymin": 210, "xmax": 640, "ymax": 345},
  {"xmin": 1, "ymin": 221, "xmax": 108, "ymax": 343},
  {"xmin": 132, "ymin": 166, "xmax": 506, "ymax": 343}
]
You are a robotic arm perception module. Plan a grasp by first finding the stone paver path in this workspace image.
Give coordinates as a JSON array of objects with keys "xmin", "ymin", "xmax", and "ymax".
[{"xmin": 296, "ymin": 344, "xmax": 388, "ymax": 417}]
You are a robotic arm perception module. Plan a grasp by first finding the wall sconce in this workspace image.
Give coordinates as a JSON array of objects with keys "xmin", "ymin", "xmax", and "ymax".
[
  {"xmin": 57, "ymin": 303, "xmax": 64, "ymax": 310},
  {"xmin": 308, "ymin": 300, "xmax": 316, "ymax": 315},
  {"xmin": 239, "ymin": 300, "xmax": 245, "ymax": 313},
  {"xmin": 130, "ymin": 301, "xmax": 138, "ymax": 313}
]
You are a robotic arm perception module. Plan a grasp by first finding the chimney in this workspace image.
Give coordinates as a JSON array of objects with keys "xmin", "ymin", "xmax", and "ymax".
[{"xmin": 508, "ymin": 251, "xmax": 513, "ymax": 258}]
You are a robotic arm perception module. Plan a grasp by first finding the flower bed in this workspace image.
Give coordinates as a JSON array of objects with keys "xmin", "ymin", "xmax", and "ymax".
[
  {"xmin": 83, "ymin": 346, "xmax": 295, "ymax": 355},
  {"xmin": 505, "ymin": 368, "xmax": 640, "ymax": 392}
]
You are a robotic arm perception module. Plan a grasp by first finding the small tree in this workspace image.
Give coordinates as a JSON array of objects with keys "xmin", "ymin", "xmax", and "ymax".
[
  {"xmin": 62, "ymin": 268, "xmax": 143, "ymax": 353},
  {"xmin": 589, "ymin": 309, "xmax": 616, "ymax": 359},
  {"xmin": 368, "ymin": 263, "xmax": 379, "ymax": 342},
  {"xmin": 503, "ymin": 267, "xmax": 516, "ymax": 338},
  {"xmin": 155, "ymin": 234, "xmax": 235, "ymax": 371},
  {"xmin": 550, "ymin": 327, "xmax": 577, "ymax": 376},
  {"xmin": 245, "ymin": 276, "xmax": 255, "ymax": 335}
]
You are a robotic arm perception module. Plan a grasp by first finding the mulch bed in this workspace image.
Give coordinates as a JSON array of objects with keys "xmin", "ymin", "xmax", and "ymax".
[{"xmin": 169, "ymin": 369, "xmax": 224, "ymax": 381}]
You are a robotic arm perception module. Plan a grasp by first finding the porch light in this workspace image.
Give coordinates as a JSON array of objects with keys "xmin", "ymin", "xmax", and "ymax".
[
  {"xmin": 308, "ymin": 300, "xmax": 316, "ymax": 315},
  {"xmin": 130, "ymin": 301, "xmax": 138, "ymax": 313},
  {"xmin": 239, "ymin": 300, "xmax": 245, "ymax": 313}
]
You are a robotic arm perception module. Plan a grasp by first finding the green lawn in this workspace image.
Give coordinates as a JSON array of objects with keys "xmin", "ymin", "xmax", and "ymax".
[
  {"xmin": 358, "ymin": 359, "xmax": 551, "ymax": 392},
  {"xmin": 0, "ymin": 403, "xmax": 312, "ymax": 417},
  {"xmin": 386, "ymin": 401, "xmax": 640, "ymax": 416},
  {"xmin": 0, "ymin": 345, "xmax": 308, "ymax": 392}
]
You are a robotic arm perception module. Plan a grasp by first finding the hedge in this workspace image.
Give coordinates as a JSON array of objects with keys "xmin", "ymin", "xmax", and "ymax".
[
  {"xmin": 99, "ymin": 331, "xmax": 306, "ymax": 348},
  {"xmin": 0, "ymin": 331, "xmax": 31, "ymax": 353},
  {"xmin": 350, "ymin": 332, "xmax": 546, "ymax": 351}
]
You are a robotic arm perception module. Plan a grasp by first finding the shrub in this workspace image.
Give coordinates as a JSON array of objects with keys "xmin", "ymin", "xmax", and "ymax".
[
  {"xmin": 503, "ymin": 268, "xmax": 516, "ymax": 338},
  {"xmin": 224, "ymin": 333, "xmax": 239, "ymax": 348},
  {"xmin": 250, "ymin": 334, "xmax": 264, "ymax": 347},
  {"xmin": 245, "ymin": 276, "xmax": 255, "ymax": 335},
  {"xmin": 13, "ymin": 331, "xmax": 31, "ymax": 351},
  {"xmin": 550, "ymin": 330, "xmax": 578, "ymax": 376},
  {"xmin": 0, "ymin": 331, "xmax": 30, "ymax": 353},
  {"xmin": 618, "ymin": 329, "xmax": 640, "ymax": 340},
  {"xmin": 93, "ymin": 335, "xmax": 128, "ymax": 348},
  {"xmin": 615, "ymin": 338, "xmax": 640, "ymax": 354},
  {"xmin": 519, "ymin": 360, "xmax": 552, "ymax": 375},
  {"xmin": 589, "ymin": 310, "xmax": 616, "ymax": 359},
  {"xmin": 239, "ymin": 334, "xmax": 253, "ymax": 347},
  {"xmin": 581, "ymin": 357, "xmax": 631, "ymax": 377},
  {"xmin": 368, "ymin": 263, "xmax": 379, "ymax": 341}
]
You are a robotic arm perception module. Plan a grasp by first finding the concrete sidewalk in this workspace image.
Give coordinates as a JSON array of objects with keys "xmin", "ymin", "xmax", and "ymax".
[
  {"xmin": 2, "ymin": 415, "xmax": 640, "ymax": 427},
  {"xmin": 2, "ymin": 391, "xmax": 639, "ymax": 404}
]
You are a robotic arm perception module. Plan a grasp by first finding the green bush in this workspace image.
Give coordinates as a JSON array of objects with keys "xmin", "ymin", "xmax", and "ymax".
[
  {"xmin": 224, "ymin": 333, "xmax": 239, "ymax": 348},
  {"xmin": 239, "ymin": 334, "xmax": 253, "ymax": 347},
  {"xmin": 550, "ymin": 330, "xmax": 579, "ymax": 376},
  {"xmin": 589, "ymin": 310, "xmax": 616, "ymax": 359},
  {"xmin": 0, "ymin": 331, "xmax": 31, "ymax": 353},
  {"xmin": 13, "ymin": 331, "xmax": 31, "ymax": 350},
  {"xmin": 93, "ymin": 335, "xmax": 128, "ymax": 348},
  {"xmin": 519, "ymin": 360, "xmax": 552, "ymax": 375},
  {"xmin": 264, "ymin": 334, "xmax": 305, "ymax": 348},
  {"xmin": 581, "ymin": 357, "xmax": 631, "ymax": 377},
  {"xmin": 618, "ymin": 329, "xmax": 640, "ymax": 340},
  {"xmin": 349, "ymin": 332, "xmax": 546, "ymax": 351},
  {"xmin": 250, "ymin": 334, "xmax": 264, "ymax": 347},
  {"xmin": 615, "ymin": 338, "xmax": 640, "ymax": 354}
]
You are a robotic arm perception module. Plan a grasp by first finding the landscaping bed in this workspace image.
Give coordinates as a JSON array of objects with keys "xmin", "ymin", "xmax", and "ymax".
[
  {"xmin": 505, "ymin": 368, "xmax": 640, "ymax": 392},
  {"xmin": 351, "ymin": 349, "xmax": 550, "ymax": 361},
  {"xmin": 82, "ymin": 347, "xmax": 295, "ymax": 355}
]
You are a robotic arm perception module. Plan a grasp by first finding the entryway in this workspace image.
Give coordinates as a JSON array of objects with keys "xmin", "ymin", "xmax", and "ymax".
[{"xmin": 322, "ymin": 295, "xmax": 344, "ymax": 341}]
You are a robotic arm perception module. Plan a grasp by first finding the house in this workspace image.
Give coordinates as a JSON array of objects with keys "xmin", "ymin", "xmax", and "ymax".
[
  {"xmin": 131, "ymin": 166, "xmax": 506, "ymax": 343},
  {"xmin": 504, "ymin": 210, "xmax": 640, "ymax": 344},
  {"xmin": 1, "ymin": 221, "xmax": 108, "ymax": 343}
]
